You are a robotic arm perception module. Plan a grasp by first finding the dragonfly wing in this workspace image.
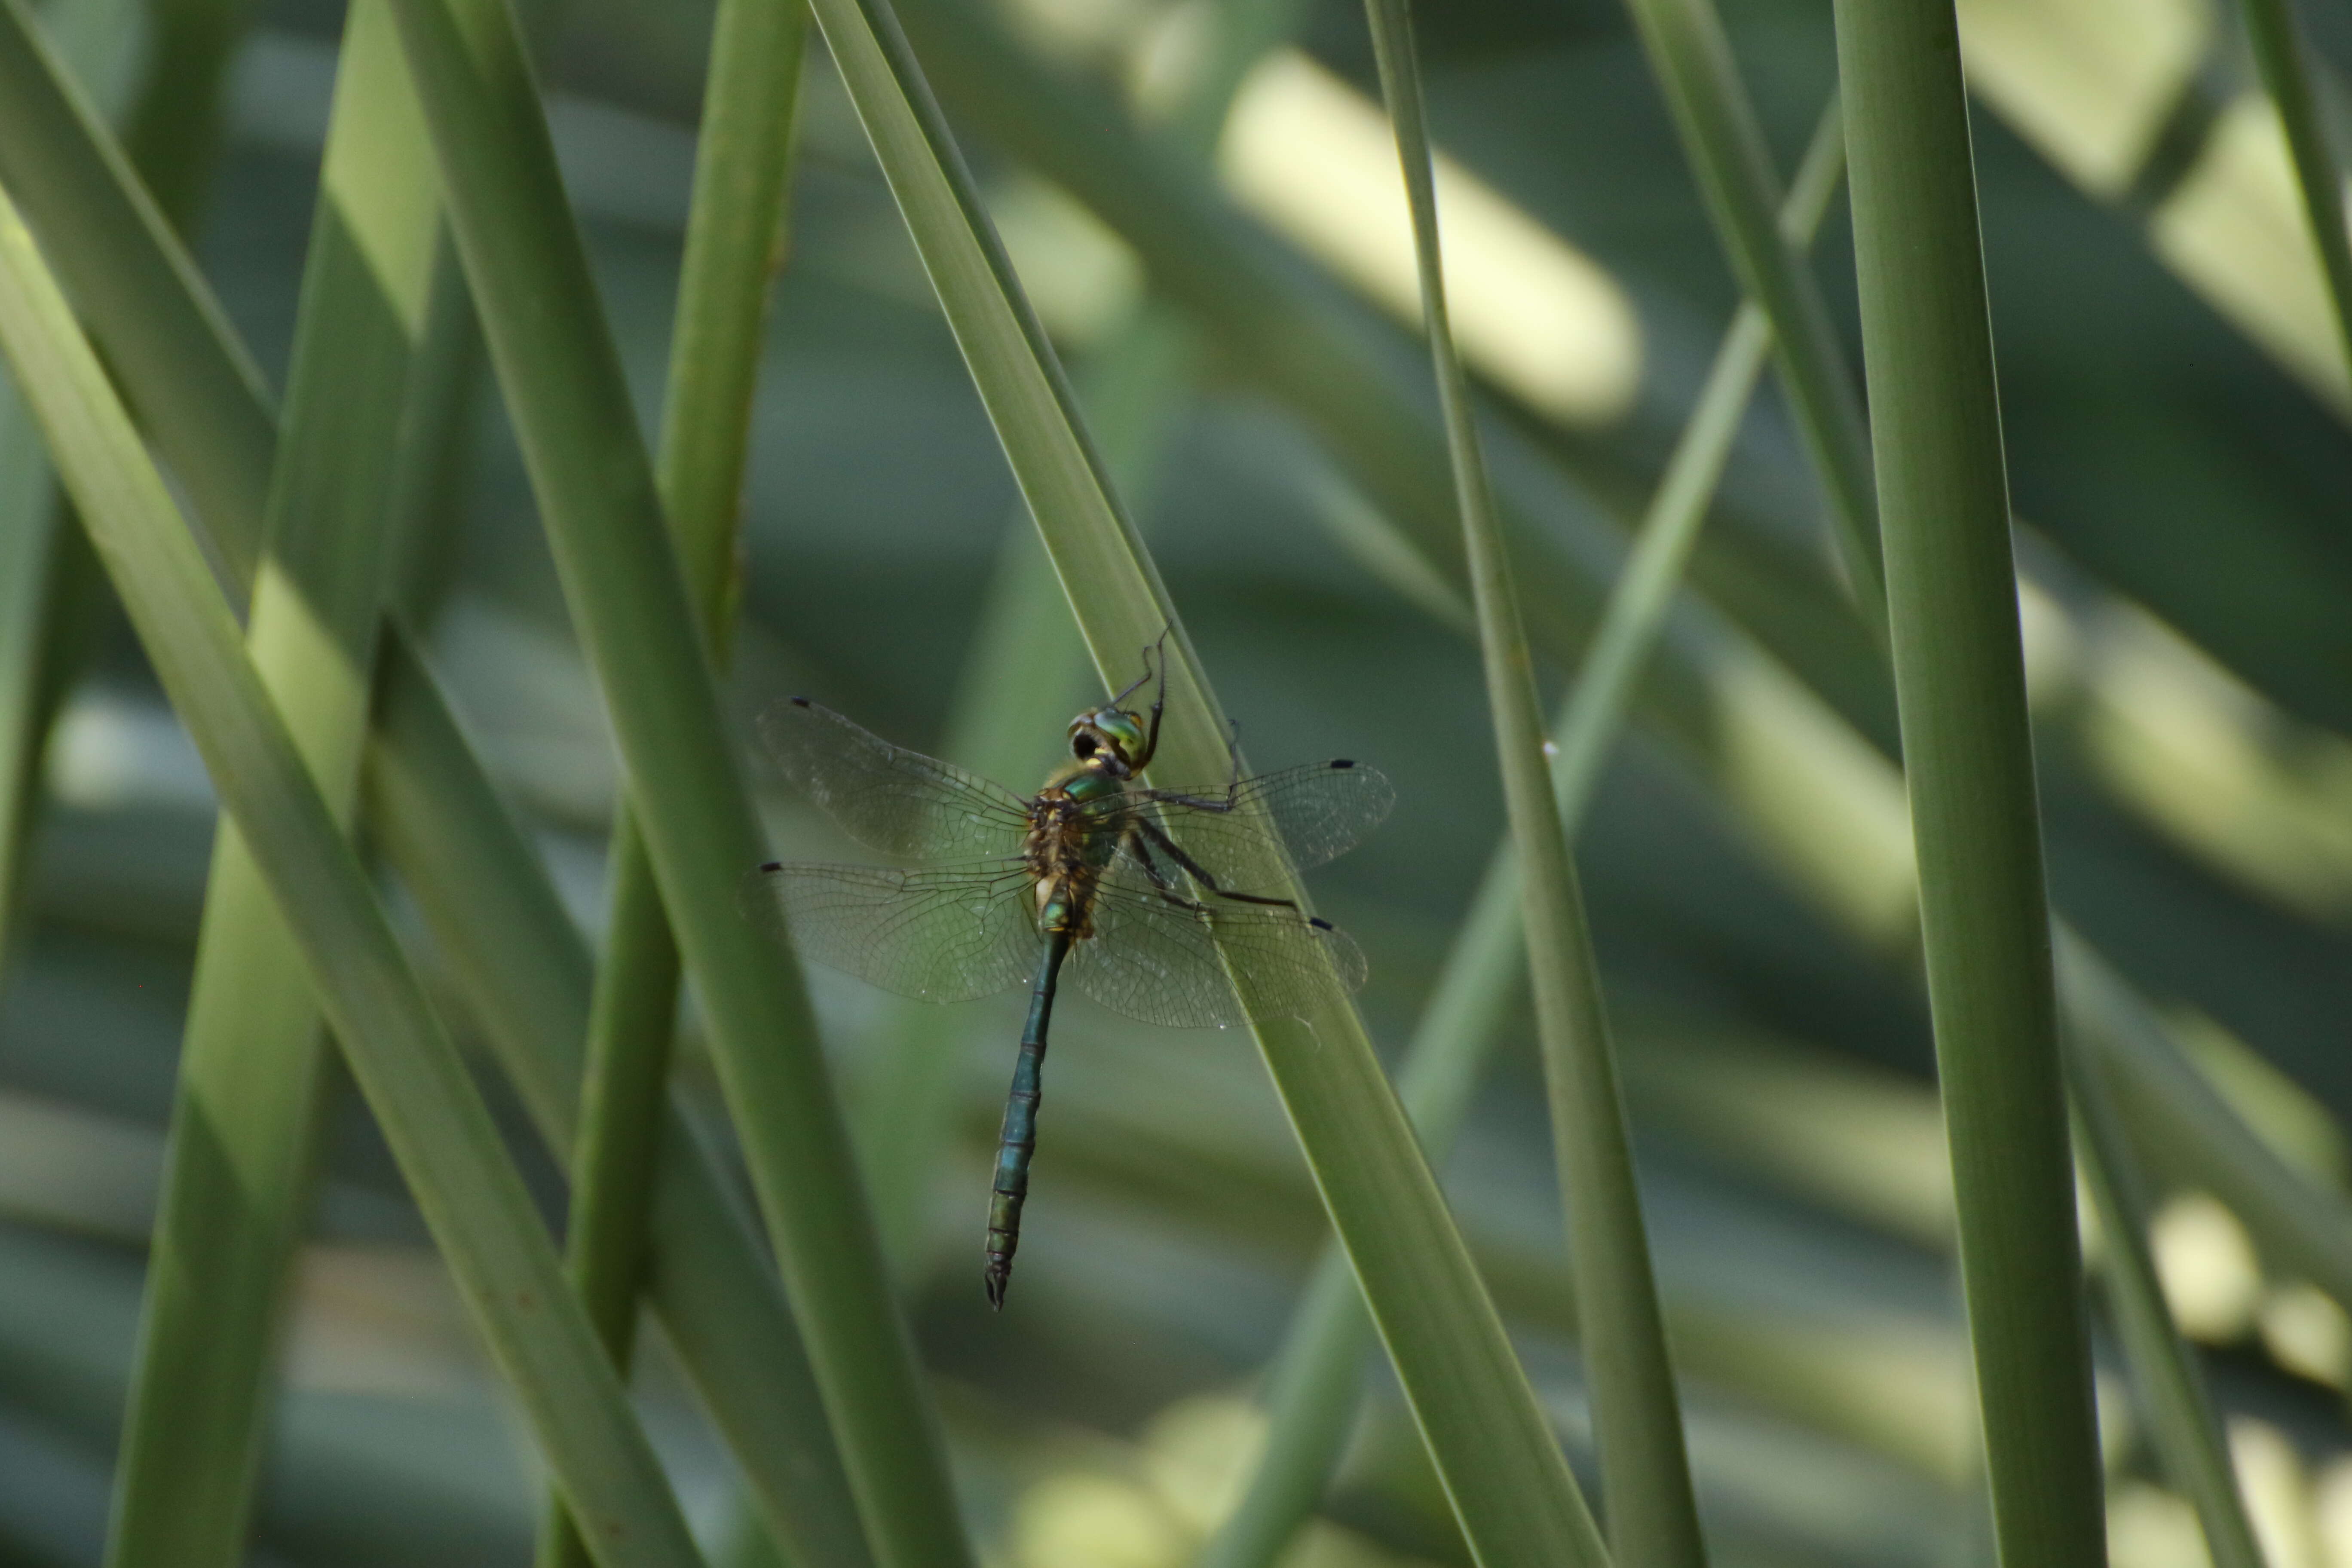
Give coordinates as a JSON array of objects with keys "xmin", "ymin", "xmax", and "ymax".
[
  {"xmin": 743, "ymin": 859, "xmax": 1038, "ymax": 1004},
  {"xmin": 759, "ymin": 697, "xmax": 1032, "ymax": 862},
  {"xmin": 1112, "ymin": 760, "xmax": 1394, "ymax": 886},
  {"xmin": 1065, "ymin": 857, "xmax": 1366, "ymax": 1029}
]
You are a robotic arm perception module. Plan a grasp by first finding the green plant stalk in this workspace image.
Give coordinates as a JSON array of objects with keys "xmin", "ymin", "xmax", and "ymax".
[
  {"xmin": 805, "ymin": 0, "xmax": 1607, "ymax": 1559},
  {"xmin": 2061, "ymin": 931, "xmax": 2352, "ymax": 1314},
  {"xmin": 886, "ymin": 0, "xmax": 1896, "ymax": 767},
  {"xmin": 1367, "ymin": 4, "xmax": 1699, "ymax": 1563},
  {"xmin": 119, "ymin": 0, "xmax": 255, "ymax": 230},
  {"xmin": 0, "ymin": 0, "xmax": 273, "ymax": 581},
  {"xmin": 1615, "ymin": 0, "xmax": 1883, "ymax": 638},
  {"xmin": 1197, "ymin": 95, "xmax": 1847, "ymax": 1568},
  {"xmin": 2236, "ymin": 0, "xmax": 2352, "ymax": 383},
  {"xmin": 0, "ymin": 380, "xmax": 59, "ymax": 956},
  {"xmin": 367, "ymin": 636, "xmax": 875, "ymax": 1568},
  {"xmin": 104, "ymin": 6, "xmax": 438, "ymax": 1566},
  {"xmin": 17, "ymin": 11, "xmax": 2339, "ymax": 1563},
  {"xmin": 1831, "ymin": 3, "xmax": 2105, "ymax": 1562},
  {"xmin": 379, "ymin": 1, "xmax": 969, "ymax": 1562},
  {"xmin": 536, "ymin": 6, "xmax": 808, "ymax": 1568},
  {"xmin": 0, "ymin": 176, "xmax": 704, "ymax": 1568},
  {"xmin": 0, "ymin": 0, "xmax": 209, "ymax": 964},
  {"xmin": 2069, "ymin": 1045, "xmax": 2264, "ymax": 1568},
  {"xmin": 0, "ymin": 16, "xmax": 866, "ymax": 1553}
]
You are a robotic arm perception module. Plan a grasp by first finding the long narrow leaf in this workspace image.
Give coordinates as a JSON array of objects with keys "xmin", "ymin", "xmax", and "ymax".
[
  {"xmin": 367, "ymin": 636, "xmax": 875, "ymax": 1568},
  {"xmin": 2070, "ymin": 1044, "xmax": 2264, "ymax": 1568},
  {"xmin": 377, "ymin": 2, "xmax": 969, "ymax": 1562},
  {"xmin": 1831, "ymin": 3, "xmax": 2106, "ymax": 1560},
  {"xmin": 538, "ymin": 5, "xmax": 812, "ymax": 1568},
  {"xmin": 1199, "ymin": 95, "xmax": 1849, "ymax": 1568},
  {"xmin": 106, "ymin": 6, "xmax": 436, "ymax": 1565},
  {"xmin": 0, "ymin": 13, "xmax": 869, "ymax": 1552},
  {"xmin": 0, "ymin": 175, "xmax": 705, "ymax": 1568},
  {"xmin": 0, "ymin": 0, "xmax": 271, "ymax": 578},
  {"xmin": 2235, "ymin": 0, "xmax": 2352, "ymax": 379},
  {"xmin": 1366, "ymin": 4, "xmax": 1694, "ymax": 1562},
  {"xmin": 806, "ymin": 0, "xmax": 1605, "ymax": 1561},
  {"xmin": 1615, "ymin": 0, "xmax": 1883, "ymax": 640}
]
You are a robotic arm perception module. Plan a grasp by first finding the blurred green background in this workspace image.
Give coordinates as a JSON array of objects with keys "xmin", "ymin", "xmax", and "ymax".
[{"xmin": 4, "ymin": 0, "xmax": 2352, "ymax": 1563}]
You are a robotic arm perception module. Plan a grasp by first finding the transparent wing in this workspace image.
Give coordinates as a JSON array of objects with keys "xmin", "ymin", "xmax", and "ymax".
[
  {"xmin": 742, "ymin": 858, "xmax": 1039, "ymax": 1003},
  {"xmin": 1065, "ymin": 854, "xmax": 1366, "ymax": 1029},
  {"xmin": 1099, "ymin": 760, "xmax": 1394, "ymax": 888},
  {"xmin": 758, "ymin": 697, "xmax": 1032, "ymax": 862}
]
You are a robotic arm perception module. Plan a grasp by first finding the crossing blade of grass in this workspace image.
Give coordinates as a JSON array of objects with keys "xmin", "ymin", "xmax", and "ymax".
[
  {"xmin": 886, "ymin": 0, "xmax": 1895, "ymax": 763},
  {"xmin": 0, "ymin": 381, "xmax": 59, "ymax": 959},
  {"xmin": 808, "ymin": 0, "xmax": 1605, "ymax": 1560},
  {"xmin": 1831, "ymin": 3, "xmax": 2106, "ymax": 1562},
  {"xmin": 1616, "ymin": 0, "xmax": 1883, "ymax": 640},
  {"xmin": 367, "ymin": 635, "xmax": 875, "ymax": 1568},
  {"xmin": 2062, "ymin": 931, "xmax": 2352, "ymax": 1316},
  {"xmin": 105, "ymin": 6, "xmax": 437, "ymax": 1565},
  {"xmin": 536, "ymin": 6, "xmax": 809, "ymax": 1568},
  {"xmin": 379, "ymin": 2, "xmax": 968, "ymax": 1562},
  {"xmin": 0, "ymin": 0, "xmax": 272, "ymax": 582},
  {"xmin": 1366, "ymin": 5, "xmax": 1699, "ymax": 1562},
  {"xmin": 0, "ymin": 18, "xmax": 867, "ymax": 1553},
  {"xmin": 2069, "ymin": 1041, "xmax": 2264, "ymax": 1568},
  {"xmin": 2235, "ymin": 0, "xmax": 2352, "ymax": 380},
  {"xmin": 0, "ymin": 178, "xmax": 705, "ymax": 1568},
  {"xmin": 1197, "ymin": 95, "xmax": 1847, "ymax": 1568}
]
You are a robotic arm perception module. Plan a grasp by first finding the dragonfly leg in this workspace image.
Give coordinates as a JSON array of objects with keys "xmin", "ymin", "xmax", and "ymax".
[
  {"xmin": 986, "ymin": 931, "xmax": 1073, "ymax": 1309},
  {"xmin": 1134, "ymin": 817, "xmax": 1303, "ymax": 912}
]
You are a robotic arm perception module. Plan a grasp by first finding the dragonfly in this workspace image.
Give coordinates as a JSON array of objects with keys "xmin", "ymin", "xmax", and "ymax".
[{"xmin": 747, "ymin": 642, "xmax": 1392, "ymax": 1307}]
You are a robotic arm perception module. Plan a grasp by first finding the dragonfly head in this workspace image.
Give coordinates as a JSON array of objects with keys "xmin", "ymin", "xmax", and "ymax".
[{"xmin": 1068, "ymin": 704, "xmax": 1147, "ymax": 775}]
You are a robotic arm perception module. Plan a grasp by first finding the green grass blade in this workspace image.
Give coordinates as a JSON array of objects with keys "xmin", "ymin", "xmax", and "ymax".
[
  {"xmin": 0, "ymin": 7, "xmax": 891, "ymax": 1558},
  {"xmin": 104, "ymin": 6, "xmax": 438, "ymax": 1564},
  {"xmin": 1831, "ymin": 3, "xmax": 2106, "ymax": 1561},
  {"xmin": 117, "ymin": 0, "xmax": 253, "ymax": 229},
  {"xmin": 0, "ymin": 176, "xmax": 705, "ymax": 1568},
  {"xmin": 885, "ymin": 0, "xmax": 1890, "ymax": 762},
  {"xmin": 0, "ymin": 0, "xmax": 135, "ymax": 987},
  {"xmin": 1366, "ymin": 4, "xmax": 1695, "ymax": 1562},
  {"xmin": 0, "ymin": 387, "xmax": 61, "ymax": 960},
  {"xmin": 807, "ymin": 0, "xmax": 1605, "ymax": 1559},
  {"xmin": 2070, "ymin": 1043, "xmax": 2265, "ymax": 1568},
  {"xmin": 1198, "ymin": 96, "xmax": 1847, "ymax": 1568},
  {"xmin": 2235, "ymin": 0, "xmax": 2352, "ymax": 381},
  {"xmin": 537, "ymin": 6, "xmax": 810, "ymax": 1568},
  {"xmin": 366, "ymin": 634, "xmax": 875, "ymax": 1568},
  {"xmin": 0, "ymin": 0, "xmax": 272, "ymax": 582},
  {"xmin": 1616, "ymin": 0, "xmax": 1883, "ymax": 639},
  {"xmin": 2063, "ymin": 931, "xmax": 2352, "ymax": 1318},
  {"xmin": 377, "ymin": 3, "xmax": 967, "ymax": 1561}
]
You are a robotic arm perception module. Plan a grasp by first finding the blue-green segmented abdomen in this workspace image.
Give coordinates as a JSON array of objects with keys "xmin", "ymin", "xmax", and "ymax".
[{"xmin": 984, "ymin": 929, "xmax": 1072, "ymax": 1308}]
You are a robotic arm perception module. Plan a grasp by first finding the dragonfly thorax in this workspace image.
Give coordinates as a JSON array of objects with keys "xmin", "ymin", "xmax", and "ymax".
[{"xmin": 1024, "ymin": 770, "xmax": 1132, "ymax": 937}]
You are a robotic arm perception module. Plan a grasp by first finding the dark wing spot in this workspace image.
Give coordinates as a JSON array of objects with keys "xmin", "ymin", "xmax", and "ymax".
[
  {"xmin": 1330, "ymin": 759, "xmax": 1356, "ymax": 769},
  {"xmin": 759, "ymin": 861, "xmax": 783, "ymax": 872},
  {"xmin": 1310, "ymin": 917, "xmax": 1334, "ymax": 931},
  {"xmin": 788, "ymin": 695, "xmax": 812, "ymax": 707}
]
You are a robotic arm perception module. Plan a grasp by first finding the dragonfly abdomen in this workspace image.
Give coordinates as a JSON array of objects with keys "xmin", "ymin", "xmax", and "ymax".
[{"xmin": 985, "ymin": 929, "xmax": 1074, "ymax": 1308}]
